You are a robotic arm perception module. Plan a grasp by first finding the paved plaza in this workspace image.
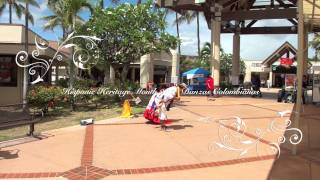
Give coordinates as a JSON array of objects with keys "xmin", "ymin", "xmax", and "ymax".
[{"xmin": 0, "ymin": 95, "xmax": 319, "ymax": 180}]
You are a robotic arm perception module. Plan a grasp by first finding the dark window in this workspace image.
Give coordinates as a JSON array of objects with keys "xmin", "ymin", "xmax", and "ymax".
[{"xmin": 0, "ymin": 56, "xmax": 17, "ymax": 87}]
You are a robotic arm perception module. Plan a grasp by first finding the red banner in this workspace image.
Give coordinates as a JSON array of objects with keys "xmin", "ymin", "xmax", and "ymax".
[{"xmin": 280, "ymin": 58, "xmax": 293, "ymax": 66}]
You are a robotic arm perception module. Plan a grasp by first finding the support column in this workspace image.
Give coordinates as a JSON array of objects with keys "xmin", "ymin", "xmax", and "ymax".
[
  {"xmin": 244, "ymin": 66, "xmax": 251, "ymax": 83},
  {"xmin": 55, "ymin": 65, "xmax": 59, "ymax": 83},
  {"xmin": 231, "ymin": 26, "xmax": 240, "ymax": 86},
  {"xmin": 303, "ymin": 25, "xmax": 309, "ymax": 75},
  {"xmin": 292, "ymin": 0, "xmax": 305, "ymax": 155},
  {"xmin": 140, "ymin": 54, "xmax": 153, "ymax": 88},
  {"xmin": 110, "ymin": 65, "xmax": 115, "ymax": 84},
  {"xmin": 170, "ymin": 49, "xmax": 180, "ymax": 84},
  {"xmin": 269, "ymin": 71, "xmax": 273, "ymax": 88},
  {"xmin": 211, "ymin": 5, "xmax": 221, "ymax": 87}
]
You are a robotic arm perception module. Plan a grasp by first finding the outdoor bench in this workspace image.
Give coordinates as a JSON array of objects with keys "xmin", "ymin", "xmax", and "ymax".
[{"xmin": 0, "ymin": 104, "xmax": 42, "ymax": 136}]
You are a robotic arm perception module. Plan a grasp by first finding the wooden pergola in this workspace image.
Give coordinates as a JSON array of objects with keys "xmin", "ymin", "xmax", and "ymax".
[{"xmin": 156, "ymin": 0, "xmax": 320, "ymax": 155}]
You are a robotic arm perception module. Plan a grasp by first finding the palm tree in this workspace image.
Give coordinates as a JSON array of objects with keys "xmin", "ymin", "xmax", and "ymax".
[
  {"xmin": 174, "ymin": 10, "xmax": 201, "ymax": 57},
  {"xmin": 310, "ymin": 33, "xmax": 320, "ymax": 61},
  {"xmin": 175, "ymin": 12, "xmax": 181, "ymax": 54},
  {"xmin": 0, "ymin": 0, "xmax": 24, "ymax": 24},
  {"xmin": 198, "ymin": 42, "xmax": 211, "ymax": 69},
  {"xmin": 21, "ymin": 0, "xmax": 39, "ymax": 109},
  {"xmin": 42, "ymin": 0, "xmax": 93, "ymax": 110},
  {"xmin": 160, "ymin": 8, "xmax": 181, "ymax": 54},
  {"xmin": 42, "ymin": 0, "xmax": 90, "ymax": 39},
  {"xmin": 100, "ymin": 0, "xmax": 103, "ymax": 8}
]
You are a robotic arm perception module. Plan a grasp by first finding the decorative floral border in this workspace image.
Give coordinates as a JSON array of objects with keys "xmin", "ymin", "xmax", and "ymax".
[
  {"xmin": 199, "ymin": 111, "xmax": 303, "ymax": 158},
  {"xmin": 15, "ymin": 32, "xmax": 101, "ymax": 84}
]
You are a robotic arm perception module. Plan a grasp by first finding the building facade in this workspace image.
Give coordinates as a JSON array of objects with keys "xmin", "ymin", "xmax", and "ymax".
[
  {"xmin": 243, "ymin": 42, "xmax": 320, "ymax": 87},
  {"xmin": 0, "ymin": 24, "xmax": 67, "ymax": 105}
]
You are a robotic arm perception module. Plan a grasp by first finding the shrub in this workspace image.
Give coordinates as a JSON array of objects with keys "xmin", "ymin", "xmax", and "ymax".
[
  {"xmin": 74, "ymin": 79, "xmax": 97, "ymax": 89},
  {"xmin": 56, "ymin": 78, "xmax": 68, "ymax": 88},
  {"xmin": 27, "ymin": 85, "xmax": 65, "ymax": 112},
  {"xmin": 121, "ymin": 80, "xmax": 140, "ymax": 91},
  {"xmin": 219, "ymin": 81, "xmax": 232, "ymax": 90}
]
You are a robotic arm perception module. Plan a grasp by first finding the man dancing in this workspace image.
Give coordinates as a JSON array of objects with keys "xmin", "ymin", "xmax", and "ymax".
[{"xmin": 158, "ymin": 83, "xmax": 187, "ymax": 130}]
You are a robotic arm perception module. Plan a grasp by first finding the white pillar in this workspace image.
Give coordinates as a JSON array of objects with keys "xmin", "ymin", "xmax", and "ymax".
[
  {"xmin": 140, "ymin": 54, "xmax": 153, "ymax": 88},
  {"xmin": 110, "ymin": 65, "xmax": 115, "ymax": 84},
  {"xmin": 211, "ymin": 7, "xmax": 221, "ymax": 87},
  {"xmin": 269, "ymin": 71, "xmax": 273, "ymax": 87},
  {"xmin": 292, "ymin": 0, "xmax": 305, "ymax": 155},
  {"xmin": 231, "ymin": 28, "xmax": 240, "ymax": 86},
  {"xmin": 170, "ymin": 49, "xmax": 180, "ymax": 84},
  {"xmin": 55, "ymin": 65, "xmax": 59, "ymax": 83},
  {"xmin": 244, "ymin": 72, "xmax": 251, "ymax": 83},
  {"xmin": 303, "ymin": 25, "xmax": 309, "ymax": 75}
]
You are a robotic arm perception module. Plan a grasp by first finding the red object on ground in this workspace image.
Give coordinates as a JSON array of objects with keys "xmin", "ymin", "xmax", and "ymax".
[
  {"xmin": 143, "ymin": 109, "xmax": 172, "ymax": 124},
  {"xmin": 280, "ymin": 58, "xmax": 293, "ymax": 66},
  {"xmin": 205, "ymin": 76, "xmax": 214, "ymax": 90}
]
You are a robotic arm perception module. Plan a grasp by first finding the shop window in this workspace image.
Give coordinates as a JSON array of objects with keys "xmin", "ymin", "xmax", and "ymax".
[{"xmin": 0, "ymin": 56, "xmax": 17, "ymax": 87}]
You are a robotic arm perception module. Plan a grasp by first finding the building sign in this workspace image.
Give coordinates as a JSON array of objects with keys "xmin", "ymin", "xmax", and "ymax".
[{"xmin": 280, "ymin": 58, "xmax": 293, "ymax": 66}]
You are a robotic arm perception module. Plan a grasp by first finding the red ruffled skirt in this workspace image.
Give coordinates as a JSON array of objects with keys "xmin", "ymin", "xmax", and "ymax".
[{"xmin": 143, "ymin": 109, "xmax": 171, "ymax": 124}]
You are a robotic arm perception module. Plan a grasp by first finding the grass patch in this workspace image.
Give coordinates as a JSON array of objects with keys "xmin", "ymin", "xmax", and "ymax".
[{"xmin": 0, "ymin": 104, "xmax": 145, "ymax": 142}]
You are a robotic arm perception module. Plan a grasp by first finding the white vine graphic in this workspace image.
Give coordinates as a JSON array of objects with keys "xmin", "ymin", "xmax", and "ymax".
[
  {"xmin": 209, "ymin": 111, "xmax": 303, "ymax": 158},
  {"xmin": 15, "ymin": 32, "xmax": 101, "ymax": 84}
]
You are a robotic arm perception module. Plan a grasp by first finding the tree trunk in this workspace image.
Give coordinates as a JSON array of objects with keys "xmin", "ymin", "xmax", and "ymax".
[
  {"xmin": 22, "ymin": 1, "xmax": 29, "ymax": 111},
  {"xmin": 100, "ymin": 0, "xmax": 103, "ymax": 8},
  {"xmin": 68, "ymin": 16, "xmax": 77, "ymax": 111},
  {"xmin": 121, "ymin": 64, "xmax": 129, "ymax": 82},
  {"xmin": 197, "ymin": 12, "xmax": 200, "ymax": 57},
  {"xmin": 9, "ymin": 3, "xmax": 12, "ymax": 24},
  {"xmin": 103, "ymin": 65, "xmax": 110, "ymax": 85},
  {"xmin": 175, "ymin": 12, "xmax": 181, "ymax": 54},
  {"xmin": 62, "ymin": 28, "xmax": 67, "ymax": 39},
  {"xmin": 110, "ymin": 65, "xmax": 115, "ymax": 84}
]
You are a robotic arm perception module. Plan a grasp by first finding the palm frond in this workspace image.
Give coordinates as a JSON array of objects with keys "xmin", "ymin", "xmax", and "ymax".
[
  {"xmin": 174, "ymin": 10, "xmax": 197, "ymax": 25},
  {"xmin": 27, "ymin": 12, "xmax": 34, "ymax": 24},
  {"xmin": 27, "ymin": 0, "xmax": 40, "ymax": 8},
  {"xmin": 13, "ymin": 3, "xmax": 22, "ymax": 18},
  {"xmin": 0, "ymin": 1, "xmax": 6, "ymax": 15},
  {"xmin": 43, "ymin": 17, "xmax": 61, "ymax": 30},
  {"xmin": 41, "ymin": 15, "xmax": 58, "ymax": 21}
]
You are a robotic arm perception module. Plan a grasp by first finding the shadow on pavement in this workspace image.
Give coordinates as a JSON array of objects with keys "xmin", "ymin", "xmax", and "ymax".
[
  {"xmin": 267, "ymin": 104, "xmax": 320, "ymax": 180},
  {"xmin": 0, "ymin": 149, "xmax": 20, "ymax": 160},
  {"xmin": 166, "ymin": 125, "xmax": 194, "ymax": 130}
]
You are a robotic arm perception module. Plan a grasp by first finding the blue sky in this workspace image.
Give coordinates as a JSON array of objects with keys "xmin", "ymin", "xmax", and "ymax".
[{"xmin": 0, "ymin": 0, "xmax": 315, "ymax": 60}]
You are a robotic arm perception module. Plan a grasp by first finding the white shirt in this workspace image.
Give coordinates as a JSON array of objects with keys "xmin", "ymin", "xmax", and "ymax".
[
  {"xmin": 146, "ymin": 91, "xmax": 163, "ymax": 110},
  {"xmin": 162, "ymin": 86, "xmax": 178, "ymax": 102}
]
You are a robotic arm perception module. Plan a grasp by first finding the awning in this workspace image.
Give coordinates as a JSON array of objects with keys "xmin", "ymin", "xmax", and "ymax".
[{"xmin": 182, "ymin": 68, "xmax": 210, "ymax": 79}]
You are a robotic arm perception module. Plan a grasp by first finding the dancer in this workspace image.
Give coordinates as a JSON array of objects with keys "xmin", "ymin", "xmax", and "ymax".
[
  {"xmin": 143, "ymin": 85, "xmax": 166, "ymax": 123},
  {"xmin": 158, "ymin": 97, "xmax": 167, "ymax": 130},
  {"xmin": 158, "ymin": 83, "xmax": 187, "ymax": 129}
]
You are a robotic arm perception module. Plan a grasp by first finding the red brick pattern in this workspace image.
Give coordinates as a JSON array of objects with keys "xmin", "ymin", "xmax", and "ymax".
[
  {"xmin": 0, "ymin": 124, "xmax": 278, "ymax": 179},
  {"xmin": 62, "ymin": 166, "xmax": 113, "ymax": 180},
  {"xmin": 109, "ymin": 154, "xmax": 276, "ymax": 176},
  {"xmin": 0, "ymin": 172, "xmax": 61, "ymax": 179},
  {"xmin": 81, "ymin": 125, "xmax": 94, "ymax": 166},
  {"xmin": 221, "ymin": 123, "xmax": 272, "ymax": 145}
]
